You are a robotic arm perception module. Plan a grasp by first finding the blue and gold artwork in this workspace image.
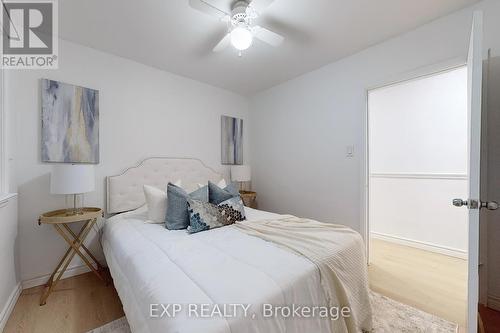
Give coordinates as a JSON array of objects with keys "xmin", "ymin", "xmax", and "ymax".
[{"xmin": 41, "ymin": 79, "xmax": 99, "ymax": 163}]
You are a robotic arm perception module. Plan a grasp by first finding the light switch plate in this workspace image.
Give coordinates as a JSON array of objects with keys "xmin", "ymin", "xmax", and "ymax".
[{"xmin": 346, "ymin": 145, "xmax": 354, "ymax": 158}]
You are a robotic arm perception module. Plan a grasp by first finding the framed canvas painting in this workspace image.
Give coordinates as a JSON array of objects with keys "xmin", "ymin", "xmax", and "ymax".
[
  {"xmin": 221, "ymin": 115, "xmax": 243, "ymax": 165},
  {"xmin": 41, "ymin": 79, "xmax": 99, "ymax": 163}
]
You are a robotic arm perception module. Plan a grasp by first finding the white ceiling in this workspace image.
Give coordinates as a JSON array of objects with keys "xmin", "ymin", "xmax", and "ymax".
[{"xmin": 59, "ymin": 0, "xmax": 479, "ymax": 96}]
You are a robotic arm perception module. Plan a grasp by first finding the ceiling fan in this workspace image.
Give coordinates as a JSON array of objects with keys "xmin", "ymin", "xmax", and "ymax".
[{"xmin": 188, "ymin": 0, "xmax": 284, "ymax": 55}]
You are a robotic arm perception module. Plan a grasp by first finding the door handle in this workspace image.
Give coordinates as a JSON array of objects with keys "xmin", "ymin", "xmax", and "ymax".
[
  {"xmin": 453, "ymin": 199, "xmax": 498, "ymax": 210},
  {"xmin": 453, "ymin": 199, "xmax": 468, "ymax": 207},
  {"xmin": 452, "ymin": 198, "xmax": 478, "ymax": 209},
  {"xmin": 480, "ymin": 201, "xmax": 499, "ymax": 210}
]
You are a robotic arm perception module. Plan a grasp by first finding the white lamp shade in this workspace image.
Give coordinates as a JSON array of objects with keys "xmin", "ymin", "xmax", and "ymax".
[
  {"xmin": 50, "ymin": 164, "xmax": 95, "ymax": 194},
  {"xmin": 230, "ymin": 165, "xmax": 251, "ymax": 182}
]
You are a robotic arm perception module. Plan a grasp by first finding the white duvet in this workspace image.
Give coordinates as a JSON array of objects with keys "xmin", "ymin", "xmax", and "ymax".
[{"xmin": 103, "ymin": 207, "xmax": 367, "ymax": 333}]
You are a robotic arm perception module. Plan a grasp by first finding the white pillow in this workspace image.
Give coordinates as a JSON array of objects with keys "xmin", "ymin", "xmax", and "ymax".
[
  {"xmin": 143, "ymin": 180, "xmax": 181, "ymax": 224},
  {"xmin": 197, "ymin": 179, "xmax": 227, "ymax": 189}
]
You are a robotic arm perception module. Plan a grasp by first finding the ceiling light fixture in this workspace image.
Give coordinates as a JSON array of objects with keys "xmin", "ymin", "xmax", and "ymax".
[
  {"xmin": 230, "ymin": 26, "xmax": 253, "ymax": 51},
  {"xmin": 188, "ymin": 0, "xmax": 285, "ymax": 56}
]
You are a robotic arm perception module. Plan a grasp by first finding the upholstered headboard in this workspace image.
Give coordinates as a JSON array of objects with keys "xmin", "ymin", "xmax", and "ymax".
[{"xmin": 106, "ymin": 157, "xmax": 223, "ymax": 214}]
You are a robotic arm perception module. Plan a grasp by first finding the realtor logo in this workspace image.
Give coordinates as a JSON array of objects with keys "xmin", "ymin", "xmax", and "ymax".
[{"xmin": 1, "ymin": 0, "xmax": 58, "ymax": 69}]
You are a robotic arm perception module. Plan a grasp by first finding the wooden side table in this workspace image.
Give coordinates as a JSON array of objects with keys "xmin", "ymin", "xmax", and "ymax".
[
  {"xmin": 38, "ymin": 207, "xmax": 105, "ymax": 305},
  {"xmin": 240, "ymin": 191, "xmax": 257, "ymax": 209}
]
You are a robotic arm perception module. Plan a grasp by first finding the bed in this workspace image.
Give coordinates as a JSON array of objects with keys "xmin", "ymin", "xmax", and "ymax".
[{"xmin": 103, "ymin": 158, "xmax": 372, "ymax": 333}]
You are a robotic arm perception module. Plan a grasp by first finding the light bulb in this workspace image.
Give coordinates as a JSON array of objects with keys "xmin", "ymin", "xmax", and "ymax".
[{"xmin": 230, "ymin": 27, "xmax": 253, "ymax": 51}]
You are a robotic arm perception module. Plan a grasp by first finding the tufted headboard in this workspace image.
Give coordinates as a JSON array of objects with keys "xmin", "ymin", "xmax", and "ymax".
[{"xmin": 106, "ymin": 157, "xmax": 223, "ymax": 214}]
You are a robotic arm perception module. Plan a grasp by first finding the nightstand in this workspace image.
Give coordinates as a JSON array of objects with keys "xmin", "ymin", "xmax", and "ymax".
[
  {"xmin": 38, "ymin": 207, "xmax": 105, "ymax": 305},
  {"xmin": 239, "ymin": 191, "xmax": 257, "ymax": 209}
]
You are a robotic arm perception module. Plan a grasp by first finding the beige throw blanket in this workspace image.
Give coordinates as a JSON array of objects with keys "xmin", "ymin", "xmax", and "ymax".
[{"xmin": 235, "ymin": 216, "xmax": 373, "ymax": 333}]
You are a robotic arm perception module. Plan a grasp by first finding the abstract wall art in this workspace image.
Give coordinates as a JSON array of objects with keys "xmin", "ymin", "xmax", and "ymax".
[
  {"xmin": 41, "ymin": 79, "xmax": 99, "ymax": 163},
  {"xmin": 221, "ymin": 115, "xmax": 243, "ymax": 165}
]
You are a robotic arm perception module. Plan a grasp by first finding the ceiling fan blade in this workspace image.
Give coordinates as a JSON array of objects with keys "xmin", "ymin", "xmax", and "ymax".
[
  {"xmin": 249, "ymin": 0, "xmax": 275, "ymax": 12},
  {"xmin": 213, "ymin": 33, "xmax": 231, "ymax": 52},
  {"xmin": 252, "ymin": 26, "xmax": 284, "ymax": 47},
  {"xmin": 188, "ymin": 0, "xmax": 229, "ymax": 20}
]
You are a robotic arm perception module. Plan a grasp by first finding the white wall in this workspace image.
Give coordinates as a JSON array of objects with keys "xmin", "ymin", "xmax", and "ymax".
[
  {"xmin": 5, "ymin": 39, "xmax": 249, "ymax": 287},
  {"xmin": 368, "ymin": 68, "xmax": 468, "ymax": 256},
  {"xmin": 249, "ymin": 0, "xmax": 500, "ymax": 232},
  {"xmin": 2, "ymin": 67, "xmax": 16, "ymax": 196},
  {"xmin": 370, "ymin": 176, "xmax": 468, "ymax": 256},
  {"xmin": 369, "ymin": 68, "xmax": 468, "ymax": 175},
  {"xmin": 0, "ymin": 195, "xmax": 20, "ymax": 331},
  {"xmin": 1, "ymin": 62, "xmax": 20, "ymax": 331},
  {"xmin": 249, "ymin": 0, "xmax": 500, "ymax": 308}
]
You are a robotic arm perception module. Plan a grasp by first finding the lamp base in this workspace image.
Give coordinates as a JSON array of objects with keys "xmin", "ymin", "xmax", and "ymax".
[
  {"xmin": 65, "ymin": 210, "xmax": 85, "ymax": 216},
  {"xmin": 238, "ymin": 181, "xmax": 251, "ymax": 192},
  {"xmin": 65, "ymin": 194, "xmax": 85, "ymax": 216}
]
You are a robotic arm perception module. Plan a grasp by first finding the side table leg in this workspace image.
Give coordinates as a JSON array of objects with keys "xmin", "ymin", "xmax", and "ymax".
[
  {"xmin": 54, "ymin": 220, "xmax": 104, "ymax": 282},
  {"xmin": 62, "ymin": 222, "xmax": 104, "ymax": 271},
  {"xmin": 39, "ymin": 220, "xmax": 94, "ymax": 305},
  {"xmin": 42, "ymin": 220, "xmax": 92, "ymax": 290}
]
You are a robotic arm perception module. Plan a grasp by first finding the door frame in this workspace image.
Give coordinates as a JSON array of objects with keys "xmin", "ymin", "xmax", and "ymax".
[{"xmin": 361, "ymin": 58, "xmax": 467, "ymax": 264}]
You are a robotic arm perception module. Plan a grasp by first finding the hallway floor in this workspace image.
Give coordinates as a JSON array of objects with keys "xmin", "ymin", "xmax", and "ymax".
[{"xmin": 368, "ymin": 238, "xmax": 468, "ymax": 331}]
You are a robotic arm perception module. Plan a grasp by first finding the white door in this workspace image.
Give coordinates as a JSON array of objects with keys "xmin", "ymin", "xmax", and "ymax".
[
  {"xmin": 465, "ymin": 10, "xmax": 482, "ymax": 333},
  {"xmin": 453, "ymin": 11, "xmax": 498, "ymax": 333}
]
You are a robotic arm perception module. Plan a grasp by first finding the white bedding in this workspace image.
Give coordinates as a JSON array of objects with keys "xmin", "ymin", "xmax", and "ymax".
[{"xmin": 103, "ymin": 207, "xmax": 362, "ymax": 333}]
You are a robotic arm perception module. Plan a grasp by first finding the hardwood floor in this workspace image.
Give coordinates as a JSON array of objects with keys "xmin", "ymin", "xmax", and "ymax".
[
  {"xmin": 479, "ymin": 304, "xmax": 500, "ymax": 333},
  {"xmin": 369, "ymin": 238, "xmax": 468, "ymax": 331},
  {"xmin": 4, "ymin": 271, "xmax": 124, "ymax": 333}
]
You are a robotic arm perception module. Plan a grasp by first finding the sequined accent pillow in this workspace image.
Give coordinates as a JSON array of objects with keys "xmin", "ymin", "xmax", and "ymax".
[
  {"xmin": 217, "ymin": 196, "xmax": 245, "ymax": 225},
  {"xmin": 187, "ymin": 196, "xmax": 246, "ymax": 234}
]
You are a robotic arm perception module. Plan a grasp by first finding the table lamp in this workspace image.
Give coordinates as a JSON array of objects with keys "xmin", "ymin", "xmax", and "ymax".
[
  {"xmin": 230, "ymin": 165, "xmax": 251, "ymax": 192},
  {"xmin": 50, "ymin": 164, "xmax": 95, "ymax": 215}
]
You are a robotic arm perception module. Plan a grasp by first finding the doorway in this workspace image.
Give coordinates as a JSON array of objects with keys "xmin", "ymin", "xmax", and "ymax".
[{"xmin": 366, "ymin": 66, "xmax": 469, "ymax": 330}]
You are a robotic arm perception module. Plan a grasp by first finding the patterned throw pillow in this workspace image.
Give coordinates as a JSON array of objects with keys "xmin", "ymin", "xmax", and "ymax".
[
  {"xmin": 187, "ymin": 196, "xmax": 246, "ymax": 234},
  {"xmin": 217, "ymin": 196, "xmax": 245, "ymax": 224}
]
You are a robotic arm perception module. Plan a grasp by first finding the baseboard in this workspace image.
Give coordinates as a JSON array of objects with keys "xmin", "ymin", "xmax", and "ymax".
[
  {"xmin": 487, "ymin": 294, "xmax": 500, "ymax": 311},
  {"xmin": 370, "ymin": 232, "xmax": 468, "ymax": 260},
  {"xmin": 22, "ymin": 260, "xmax": 106, "ymax": 290},
  {"xmin": 0, "ymin": 282, "xmax": 22, "ymax": 332}
]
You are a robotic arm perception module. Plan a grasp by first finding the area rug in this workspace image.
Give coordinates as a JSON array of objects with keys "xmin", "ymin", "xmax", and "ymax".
[
  {"xmin": 87, "ymin": 317, "xmax": 130, "ymax": 333},
  {"xmin": 370, "ymin": 292, "xmax": 458, "ymax": 333},
  {"xmin": 88, "ymin": 292, "xmax": 458, "ymax": 333}
]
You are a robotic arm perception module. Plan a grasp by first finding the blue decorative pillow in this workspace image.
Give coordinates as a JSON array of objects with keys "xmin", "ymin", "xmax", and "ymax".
[
  {"xmin": 187, "ymin": 196, "xmax": 246, "ymax": 234},
  {"xmin": 165, "ymin": 183, "xmax": 208, "ymax": 230},
  {"xmin": 208, "ymin": 181, "xmax": 240, "ymax": 204}
]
